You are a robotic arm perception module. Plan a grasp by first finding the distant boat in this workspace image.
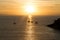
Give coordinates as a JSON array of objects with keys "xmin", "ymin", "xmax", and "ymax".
[
  {"xmin": 47, "ymin": 18, "xmax": 60, "ymax": 30},
  {"xmin": 28, "ymin": 21, "xmax": 30, "ymax": 23},
  {"xmin": 31, "ymin": 21, "xmax": 33, "ymax": 23},
  {"xmin": 13, "ymin": 22, "xmax": 16, "ymax": 24},
  {"xmin": 35, "ymin": 21, "xmax": 38, "ymax": 24}
]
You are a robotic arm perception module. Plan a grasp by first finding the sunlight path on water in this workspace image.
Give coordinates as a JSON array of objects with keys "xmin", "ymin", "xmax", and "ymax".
[
  {"xmin": 24, "ymin": 15, "xmax": 57, "ymax": 40},
  {"xmin": 25, "ymin": 15, "xmax": 34, "ymax": 40}
]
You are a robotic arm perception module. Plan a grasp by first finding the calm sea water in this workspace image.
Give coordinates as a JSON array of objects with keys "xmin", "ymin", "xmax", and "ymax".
[{"xmin": 0, "ymin": 16, "xmax": 60, "ymax": 40}]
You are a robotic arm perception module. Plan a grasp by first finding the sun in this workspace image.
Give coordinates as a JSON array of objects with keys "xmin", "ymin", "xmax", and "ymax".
[
  {"xmin": 25, "ymin": 5, "xmax": 35, "ymax": 14},
  {"xmin": 26, "ymin": 5, "xmax": 34, "ymax": 13}
]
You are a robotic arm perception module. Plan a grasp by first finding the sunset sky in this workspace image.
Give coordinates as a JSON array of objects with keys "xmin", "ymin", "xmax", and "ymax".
[{"xmin": 0, "ymin": 0, "xmax": 60, "ymax": 15}]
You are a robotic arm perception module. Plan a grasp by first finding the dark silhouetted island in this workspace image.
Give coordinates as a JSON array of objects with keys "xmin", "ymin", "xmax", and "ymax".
[{"xmin": 47, "ymin": 18, "xmax": 60, "ymax": 30}]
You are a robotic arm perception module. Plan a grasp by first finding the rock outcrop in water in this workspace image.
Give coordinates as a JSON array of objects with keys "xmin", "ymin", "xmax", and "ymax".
[{"xmin": 47, "ymin": 18, "xmax": 60, "ymax": 30}]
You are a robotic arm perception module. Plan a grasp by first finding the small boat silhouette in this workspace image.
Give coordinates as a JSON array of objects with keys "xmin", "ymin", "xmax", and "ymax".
[
  {"xmin": 28, "ymin": 21, "xmax": 30, "ymax": 23},
  {"xmin": 35, "ymin": 21, "xmax": 38, "ymax": 24},
  {"xmin": 31, "ymin": 21, "xmax": 33, "ymax": 23},
  {"xmin": 13, "ymin": 22, "xmax": 16, "ymax": 24}
]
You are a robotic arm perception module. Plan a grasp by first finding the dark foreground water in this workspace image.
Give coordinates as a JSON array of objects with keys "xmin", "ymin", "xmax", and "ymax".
[{"xmin": 0, "ymin": 16, "xmax": 60, "ymax": 40}]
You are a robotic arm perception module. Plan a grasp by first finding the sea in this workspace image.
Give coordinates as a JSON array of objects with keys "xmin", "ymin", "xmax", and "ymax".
[{"xmin": 0, "ymin": 15, "xmax": 60, "ymax": 40}]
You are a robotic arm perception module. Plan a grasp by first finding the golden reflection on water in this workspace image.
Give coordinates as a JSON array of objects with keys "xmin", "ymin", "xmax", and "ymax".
[{"xmin": 25, "ymin": 15, "xmax": 34, "ymax": 40}]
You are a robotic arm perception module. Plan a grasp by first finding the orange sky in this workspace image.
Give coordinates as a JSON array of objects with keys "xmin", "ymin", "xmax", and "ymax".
[{"xmin": 0, "ymin": 0, "xmax": 60, "ymax": 16}]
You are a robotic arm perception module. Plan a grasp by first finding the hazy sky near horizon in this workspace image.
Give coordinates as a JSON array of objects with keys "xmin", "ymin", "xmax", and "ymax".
[{"xmin": 0, "ymin": 0, "xmax": 60, "ymax": 15}]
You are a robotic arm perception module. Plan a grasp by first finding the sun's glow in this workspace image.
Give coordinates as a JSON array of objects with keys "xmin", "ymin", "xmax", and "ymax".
[
  {"xmin": 25, "ymin": 5, "xmax": 35, "ymax": 14},
  {"xmin": 26, "ymin": 5, "xmax": 34, "ymax": 13}
]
